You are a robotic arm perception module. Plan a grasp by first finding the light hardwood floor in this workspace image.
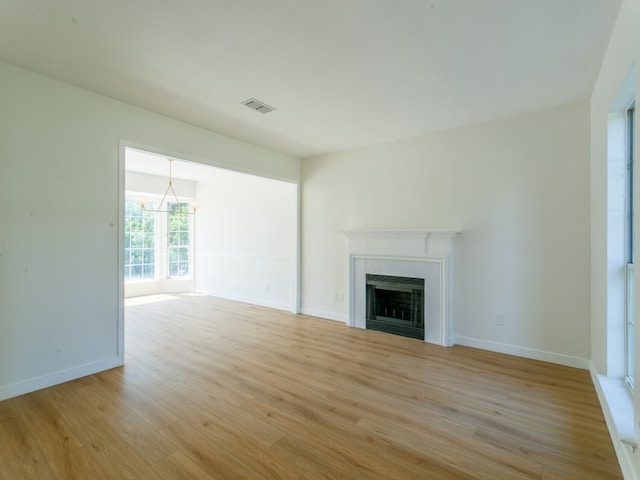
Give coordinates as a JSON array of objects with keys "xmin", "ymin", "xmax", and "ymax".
[{"xmin": 0, "ymin": 294, "xmax": 622, "ymax": 479}]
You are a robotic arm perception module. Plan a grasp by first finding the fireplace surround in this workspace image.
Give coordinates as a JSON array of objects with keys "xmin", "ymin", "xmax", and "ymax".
[{"xmin": 343, "ymin": 229, "xmax": 460, "ymax": 346}]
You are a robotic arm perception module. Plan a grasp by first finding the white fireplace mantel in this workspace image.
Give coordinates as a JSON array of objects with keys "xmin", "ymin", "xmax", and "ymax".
[
  {"xmin": 343, "ymin": 229, "xmax": 461, "ymax": 346},
  {"xmin": 343, "ymin": 229, "xmax": 460, "ymax": 238},
  {"xmin": 343, "ymin": 229, "xmax": 460, "ymax": 257}
]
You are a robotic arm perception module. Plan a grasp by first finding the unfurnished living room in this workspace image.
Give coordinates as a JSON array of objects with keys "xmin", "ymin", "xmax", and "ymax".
[{"xmin": 0, "ymin": 1, "xmax": 639, "ymax": 479}]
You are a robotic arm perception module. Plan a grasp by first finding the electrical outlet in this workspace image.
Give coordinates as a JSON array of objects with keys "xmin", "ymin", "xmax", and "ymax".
[{"xmin": 495, "ymin": 313, "xmax": 504, "ymax": 326}]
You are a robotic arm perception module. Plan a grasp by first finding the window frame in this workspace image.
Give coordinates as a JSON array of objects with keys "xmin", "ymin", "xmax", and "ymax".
[
  {"xmin": 124, "ymin": 197, "xmax": 158, "ymax": 282},
  {"xmin": 167, "ymin": 201, "xmax": 192, "ymax": 279},
  {"xmin": 625, "ymin": 101, "xmax": 635, "ymax": 389},
  {"xmin": 124, "ymin": 192, "xmax": 194, "ymax": 283}
]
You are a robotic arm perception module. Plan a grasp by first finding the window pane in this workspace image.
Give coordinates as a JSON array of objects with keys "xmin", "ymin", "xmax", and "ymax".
[
  {"xmin": 143, "ymin": 234, "xmax": 154, "ymax": 248},
  {"xmin": 131, "ymin": 232, "xmax": 143, "ymax": 248},
  {"xmin": 179, "ymin": 262, "xmax": 189, "ymax": 276},
  {"xmin": 166, "ymin": 202, "xmax": 190, "ymax": 278},
  {"xmin": 169, "ymin": 262, "xmax": 178, "ymax": 277},
  {"xmin": 143, "ymin": 216, "xmax": 155, "ymax": 231},
  {"xmin": 130, "ymin": 249, "xmax": 142, "ymax": 264},
  {"xmin": 125, "ymin": 197, "xmax": 157, "ymax": 281},
  {"xmin": 627, "ymin": 264, "xmax": 635, "ymax": 386},
  {"xmin": 143, "ymin": 264, "xmax": 154, "ymax": 278}
]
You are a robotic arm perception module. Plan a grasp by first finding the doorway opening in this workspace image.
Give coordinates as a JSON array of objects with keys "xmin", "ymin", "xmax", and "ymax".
[{"xmin": 120, "ymin": 145, "xmax": 299, "ymax": 360}]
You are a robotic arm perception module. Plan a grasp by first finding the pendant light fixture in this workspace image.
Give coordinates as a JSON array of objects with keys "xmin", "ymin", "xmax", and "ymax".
[{"xmin": 138, "ymin": 158, "xmax": 199, "ymax": 214}]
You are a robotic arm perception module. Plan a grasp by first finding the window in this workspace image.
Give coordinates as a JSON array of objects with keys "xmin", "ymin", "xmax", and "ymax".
[
  {"xmin": 625, "ymin": 102, "xmax": 635, "ymax": 388},
  {"xmin": 167, "ymin": 202, "xmax": 190, "ymax": 278},
  {"xmin": 124, "ymin": 195, "xmax": 193, "ymax": 282},
  {"xmin": 124, "ymin": 199, "xmax": 156, "ymax": 280}
]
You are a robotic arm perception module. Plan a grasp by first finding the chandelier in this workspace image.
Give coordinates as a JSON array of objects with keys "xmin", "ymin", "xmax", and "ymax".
[{"xmin": 138, "ymin": 159, "xmax": 198, "ymax": 215}]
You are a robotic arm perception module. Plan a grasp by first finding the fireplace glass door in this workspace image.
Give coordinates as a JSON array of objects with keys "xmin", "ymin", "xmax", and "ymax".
[{"xmin": 366, "ymin": 274, "xmax": 425, "ymax": 340}]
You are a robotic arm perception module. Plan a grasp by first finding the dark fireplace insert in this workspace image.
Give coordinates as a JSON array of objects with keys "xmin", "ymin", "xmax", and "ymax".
[{"xmin": 366, "ymin": 274, "xmax": 425, "ymax": 340}]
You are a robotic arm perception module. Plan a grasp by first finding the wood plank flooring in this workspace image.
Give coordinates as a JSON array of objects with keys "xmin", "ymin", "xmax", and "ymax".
[{"xmin": 0, "ymin": 293, "xmax": 623, "ymax": 479}]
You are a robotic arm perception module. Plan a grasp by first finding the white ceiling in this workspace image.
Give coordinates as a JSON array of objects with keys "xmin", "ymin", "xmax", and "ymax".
[{"xmin": 0, "ymin": 1, "xmax": 621, "ymax": 159}]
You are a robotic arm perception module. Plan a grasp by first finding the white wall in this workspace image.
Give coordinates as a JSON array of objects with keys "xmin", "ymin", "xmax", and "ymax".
[
  {"xmin": 0, "ymin": 61, "xmax": 299, "ymax": 400},
  {"xmin": 195, "ymin": 169, "xmax": 297, "ymax": 311},
  {"xmin": 302, "ymin": 100, "xmax": 591, "ymax": 366}
]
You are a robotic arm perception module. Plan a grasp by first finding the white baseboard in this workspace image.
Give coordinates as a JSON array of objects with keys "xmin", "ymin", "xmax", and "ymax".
[
  {"xmin": 590, "ymin": 364, "xmax": 638, "ymax": 480},
  {"xmin": 0, "ymin": 356, "xmax": 122, "ymax": 402},
  {"xmin": 205, "ymin": 290, "xmax": 292, "ymax": 312},
  {"xmin": 300, "ymin": 308, "xmax": 348, "ymax": 323},
  {"xmin": 454, "ymin": 335, "xmax": 589, "ymax": 369}
]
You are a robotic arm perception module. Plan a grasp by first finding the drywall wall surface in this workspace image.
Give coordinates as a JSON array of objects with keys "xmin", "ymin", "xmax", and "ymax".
[
  {"xmin": 0, "ymin": 61, "xmax": 299, "ymax": 399},
  {"xmin": 195, "ymin": 169, "xmax": 297, "ymax": 311},
  {"xmin": 302, "ymin": 100, "xmax": 591, "ymax": 363}
]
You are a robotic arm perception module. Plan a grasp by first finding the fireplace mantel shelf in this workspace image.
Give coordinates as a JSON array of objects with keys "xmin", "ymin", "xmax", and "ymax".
[
  {"xmin": 342, "ymin": 229, "xmax": 462, "ymax": 240},
  {"xmin": 343, "ymin": 229, "xmax": 461, "ymax": 258}
]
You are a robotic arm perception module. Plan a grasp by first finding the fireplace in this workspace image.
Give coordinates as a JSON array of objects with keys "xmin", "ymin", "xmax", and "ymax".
[
  {"xmin": 366, "ymin": 274, "xmax": 425, "ymax": 340},
  {"xmin": 343, "ymin": 229, "xmax": 460, "ymax": 346}
]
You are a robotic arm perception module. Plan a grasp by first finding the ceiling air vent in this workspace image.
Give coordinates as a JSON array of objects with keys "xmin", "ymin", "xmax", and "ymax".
[{"xmin": 242, "ymin": 98, "xmax": 276, "ymax": 114}]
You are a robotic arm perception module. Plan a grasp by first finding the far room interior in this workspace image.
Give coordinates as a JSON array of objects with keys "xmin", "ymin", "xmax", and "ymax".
[{"xmin": 124, "ymin": 146, "xmax": 298, "ymax": 311}]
